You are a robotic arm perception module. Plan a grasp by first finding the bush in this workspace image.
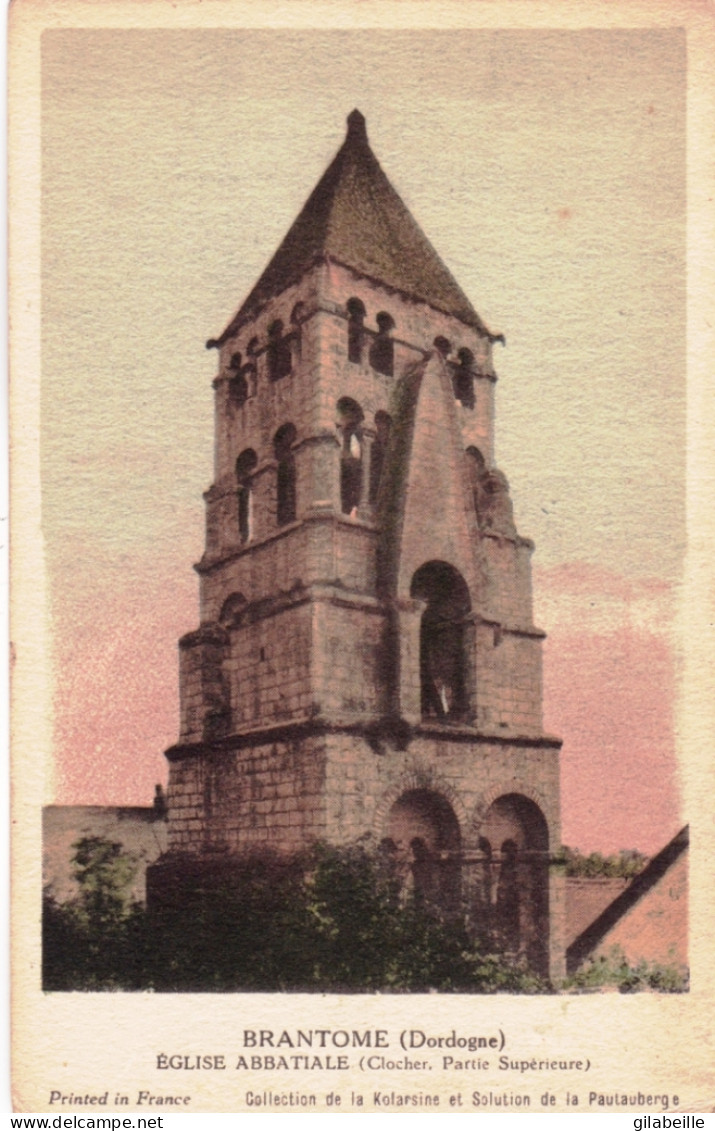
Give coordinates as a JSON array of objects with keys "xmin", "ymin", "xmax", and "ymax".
[
  {"xmin": 553, "ymin": 846, "xmax": 649, "ymax": 879},
  {"xmin": 563, "ymin": 948, "xmax": 688, "ymax": 994},
  {"xmin": 44, "ymin": 837, "xmax": 547, "ymax": 993},
  {"xmin": 299, "ymin": 840, "xmax": 544, "ymax": 993}
]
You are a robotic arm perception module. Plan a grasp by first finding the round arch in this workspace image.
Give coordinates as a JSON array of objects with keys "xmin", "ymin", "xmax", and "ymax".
[
  {"xmin": 470, "ymin": 782, "xmax": 554, "ymax": 851},
  {"xmin": 382, "ymin": 787, "xmax": 462, "ymax": 914},
  {"xmin": 410, "ymin": 561, "xmax": 471, "ymax": 722},
  {"xmin": 218, "ymin": 592, "xmax": 247, "ymax": 628},
  {"xmin": 373, "ymin": 765, "xmax": 469, "ymax": 836},
  {"xmin": 471, "ymin": 792, "xmax": 550, "ymax": 976}
]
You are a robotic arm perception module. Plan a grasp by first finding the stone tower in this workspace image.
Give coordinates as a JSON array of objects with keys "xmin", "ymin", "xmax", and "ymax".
[{"xmin": 157, "ymin": 111, "xmax": 563, "ymax": 978}]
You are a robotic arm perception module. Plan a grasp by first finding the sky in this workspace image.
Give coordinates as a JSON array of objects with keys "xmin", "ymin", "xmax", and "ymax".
[{"xmin": 40, "ymin": 27, "xmax": 686, "ymax": 853}]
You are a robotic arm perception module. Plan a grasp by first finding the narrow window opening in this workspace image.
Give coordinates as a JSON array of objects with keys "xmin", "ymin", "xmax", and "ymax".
[
  {"xmin": 235, "ymin": 449, "xmax": 258, "ymax": 544},
  {"xmin": 347, "ymin": 297, "xmax": 366, "ymax": 364},
  {"xmin": 337, "ymin": 397, "xmax": 364, "ymax": 516},
  {"xmin": 229, "ymin": 374, "xmax": 248, "ymax": 406},
  {"xmin": 369, "ymin": 410, "xmax": 392, "ymax": 505},
  {"xmin": 228, "ymin": 352, "xmax": 248, "ymax": 407},
  {"xmin": 274, "ymin": 423, "xmax": 297, "ymax": 527},
  {"xmin": 466, "ymin": 446, "xmax": 487, "ymax": 525},
  {"xmin": 267, "ymin": 320, "xmax": 292, "ymax": 382},
  {"xmin": 219, "ymin": 592, "xmax": 247, "ymax": 628},
  {"xmin": 478, "ymin": 836, "xmax": 494, "ymax": 918},
  {"xmin": 411, "ymin": 561, "xmax": 471, "ymax": 722},
  {"xmin": 434, "ymin": 336, "xmax": 451, "ymax": 357},
  {"xmin": 369, "ymin": 312, "xmax": 395, "ymax": 377},
  {"xmin": 453, "ymin": 347, "xmax": 475, "ymax": 408},
  {"xmin": 242, "ymin": 362, "xmax": 257, "ymax": 398}
]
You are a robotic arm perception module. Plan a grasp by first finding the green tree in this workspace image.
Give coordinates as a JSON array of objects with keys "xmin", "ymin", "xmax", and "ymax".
[{"xmin": 43, "ymin": 836, "xmax": 145, "ymax": 990}]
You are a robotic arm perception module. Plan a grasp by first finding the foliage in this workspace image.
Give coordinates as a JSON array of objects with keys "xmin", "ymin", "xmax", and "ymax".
[
  {"xmin": 43, "ymin": 836, "xmax": 546, "ymax": 994},
  {"xmin": 147, "ymin": 851, "xmax": 312, "ymax": 992},
  {"xmin": 554, "ymin": 845, "xmax": 649, "ymax": 880},
  {"xmin": 299, "ymin": 840, "xmax": 545, "ymax": 994},
  {"xmin": 42, "ymin": 836, "xmax": 145, "ymax": 991},
  {"xmin": 563, "ymin": 948, "xmax": 688, "ymax": 994}
]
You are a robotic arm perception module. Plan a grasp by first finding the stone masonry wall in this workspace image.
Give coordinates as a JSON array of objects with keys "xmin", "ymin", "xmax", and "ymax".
[
  {"xmin": 475, "ymin": 623, "xmax": 543, "ymax": 734},
  {"xmin": 322, "ymin": 731, "xmax": 560, "ymax": 851},
  {"xmin": 200, "ymin": 517, "xmax": 379, "ymax": 622},
  {"xmin": 168, "ymin": 728, "xmax": 560, "ymax": 863},
  {"xmin": 227, "ymin": 601, "xmax": 313, "ymax": 728},
  {"xmin": 167, "ymin": 734, "xmax": 328, "ymax": 855}
]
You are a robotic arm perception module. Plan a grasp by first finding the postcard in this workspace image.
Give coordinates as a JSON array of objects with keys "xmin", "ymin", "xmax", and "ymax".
[{"xmin": 9, "ymin": 0, "xmax": 715, "ymax": 1114}]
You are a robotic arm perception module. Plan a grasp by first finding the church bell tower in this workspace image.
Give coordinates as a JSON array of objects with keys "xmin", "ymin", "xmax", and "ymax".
[{"xmin": 157, "ymin": 111, "xmax": 563, "ymax": 978}]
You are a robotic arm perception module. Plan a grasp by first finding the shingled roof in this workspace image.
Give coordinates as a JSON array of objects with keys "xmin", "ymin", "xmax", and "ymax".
[{"xmin": 210, "ymin": 111, "xmax": 490, "ymax": 345}]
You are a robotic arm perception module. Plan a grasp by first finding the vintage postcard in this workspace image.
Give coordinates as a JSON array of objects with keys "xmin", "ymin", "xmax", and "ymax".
[{"xmin": 9, "ymin": 0, "xmax": 715, "ymax": 1114}]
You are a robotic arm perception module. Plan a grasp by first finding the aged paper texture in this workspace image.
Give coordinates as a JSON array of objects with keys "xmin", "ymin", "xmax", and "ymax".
[{"xmin": 10, "ymin": 0, "xmax": 715, "ymax": 1114}]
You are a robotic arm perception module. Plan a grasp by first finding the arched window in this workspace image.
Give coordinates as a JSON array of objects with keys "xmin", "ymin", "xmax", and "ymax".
[
  {"xmin": 235, "ymin": 448, "xmax": 258, "ymax": 544},
  {"xmin": 242, "ymin": 361, "xmax": 257, "ymax": 398},
  {"xmin": 219, "ymin": 592, "xmax": 247, "ymax": 628},
  {"xmin": 479, "ymin": 794, "xmax": 550, "ymax": 974},
  {"xmin": 411, "ymin": 561, "xmax": 471, "ymax": 722},
  {"xmin": 267, "ymin": 320, "xmax": 292, "ymax": 382},
  {"xmin": 274, "ymin": 423, "xmax": 297, "ymax": 527},
  {"xmin": 369, "ymin": 410, "xmax": 392, "ymax": 505},
  {"xmin": 387, "ymin": 789, "xmax": 461, "ymax": 913},
  {"xmin": 228, "ymin": 352, "xmax": 248, "ymax": 407},
  {"xmin": 453, "ymin": 348, "xmax": 475, "ymax": 408},
  {"xmin": 337, "ymin": 397, "xmax": 364, "ymax": 516},
  {"xmin": 466, "ymin": 446, "xmax": 487, "ymax": 524},
  {"xmin": 434, "ymin": 336, "xmax": 451, "ymax": 358},
  {"xmin": 369, "ymin": 311, "xmax": 395, "ymax": 377},
  {"xmin": 346, "ymin": 297, "xmax": 366, "ymax": 364}
]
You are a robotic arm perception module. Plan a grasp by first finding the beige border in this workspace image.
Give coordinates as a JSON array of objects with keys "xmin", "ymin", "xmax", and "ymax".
[{"xmin": 10, "ymin": 0, "xmax": 715, "ymax": 1114}]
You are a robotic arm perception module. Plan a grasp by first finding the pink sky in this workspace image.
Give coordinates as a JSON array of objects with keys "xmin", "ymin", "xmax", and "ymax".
[{"xmin": 42, "ymin": 30, "xmax": 686, "ymax": 857}]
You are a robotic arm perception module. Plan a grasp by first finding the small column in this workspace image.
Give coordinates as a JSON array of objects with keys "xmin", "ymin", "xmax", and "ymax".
[
  {"xmin": 548, "ymin": 862, "xmax": 567, "ymax": 984},
  {"xmin": 358, "ymin": 427, "xmax": 375, "ymax": 521}
]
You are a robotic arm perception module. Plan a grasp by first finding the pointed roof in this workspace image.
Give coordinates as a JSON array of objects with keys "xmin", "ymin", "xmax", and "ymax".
[{"xmin": 210, "ymin": 111, "xmax": 491, "ymax": 345}]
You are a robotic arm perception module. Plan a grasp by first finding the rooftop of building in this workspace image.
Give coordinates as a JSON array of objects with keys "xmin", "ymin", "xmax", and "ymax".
[{"xmin": 210, "ymin": 110, "xmax": 491, "ymax": 345}]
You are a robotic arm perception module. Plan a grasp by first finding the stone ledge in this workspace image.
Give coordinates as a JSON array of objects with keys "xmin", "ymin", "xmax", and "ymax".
[{"xmin": 166, "ymin": 715, "xmax": 562, "ymax": 762}]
